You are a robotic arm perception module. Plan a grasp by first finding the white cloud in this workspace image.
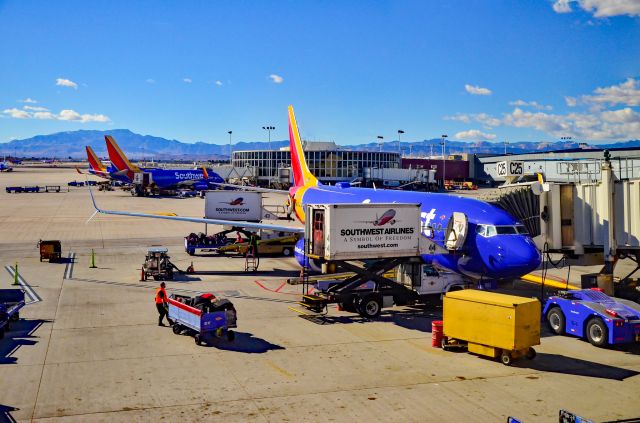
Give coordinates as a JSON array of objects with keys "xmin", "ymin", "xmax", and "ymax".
[
  {"xmin": 58, "ymin": 109, "xmax": 109, "ymax": 122},
  {"xmin": 553, "ymin": 0, "xmax": 573, "ymax": 13},
  {"xmin": 552, "ymin": 0, "xmax": 640, "ymax": 17},
  {"xmin": 444, "ymin": 112, "xmax": 501, "ymax": 127},
  {"xmin": 23, "ymin": 106, "xmax": 49, "ymax": 112},
  {"xmin": 509, "ymin": 99, "xmax": 552, "ymax": 110},
  {"xmin": 18, "ymin": 98, "xmax": 37, "ymax": 104},
  {"xmin": 56, "ymin": 78, "xmax": 78, "ymax": 89},
  {"xmin": 215, "ymin": 80, "xmax": 223, "ymax": 86},
  {"xmin": 183, "ymin": 78, "xmax": 192, "ymax": 83},
  {"xmin": 565, "ymin": 96, "xmax": 578, "ymax": 107},
  {"xmin": 464, "ymin": 84, "xmax": 492, "ymax": 96},
  {"xmin": 582, "ymin": 78, "xmax": 640, "ymax": 107},
  {"xmin": 2, "ymin": 107, "xmax": 110, "ymax": 123},
  {"xmin": 146, "ymin": 78, "xmax": 156, "ymax": 84},
  {"xmin": 2, "ymin": 108, "xmax": 30, "ymax": 119},
  {"xmin": 33, "ymin": 111, "xmax": 56, "ymax": 120},
  {"xmin": 455, "ymin": 129, "xmax": 497, "ymax": 141},
  {"xmin": 269, "ymin": 74, "xmax": 284, "ymax": 84}
]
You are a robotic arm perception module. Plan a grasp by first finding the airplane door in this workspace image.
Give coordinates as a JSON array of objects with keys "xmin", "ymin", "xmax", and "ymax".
[
  {"xmin": 445, "ymin": 212, "xmax": 468, "ymax": 250},
  {"xmin": 312, "ymin": 209, "xmax": 325, "ymax": 257}
]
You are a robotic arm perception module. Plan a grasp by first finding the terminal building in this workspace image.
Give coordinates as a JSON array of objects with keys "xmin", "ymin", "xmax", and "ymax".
[{"xmin": 232, "ymin": 141, "xmax": 400, "ymax": 185}]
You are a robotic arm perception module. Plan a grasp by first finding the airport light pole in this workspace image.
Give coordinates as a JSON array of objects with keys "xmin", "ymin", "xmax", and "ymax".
[
  {"xmin": 397, "ymin": 130, "xmax": 404, "ymax": 155},
  {"xmin": 228, "ymin": 130, "xmax": 233, "ymax": 164},
  {"xmin": 440, "ymin": 134, "xmax": 448, "ymax": 188},
  {"xmin": 503, "ymin": 140, "xmax": 509, "ymax": 155},
  {"xmin": 262, "ymin": 126, "xmax": 275, "ymax": 187},
  {"xmin": 377, "ymin": 135, "xmax": 384, "ymax": 152}
]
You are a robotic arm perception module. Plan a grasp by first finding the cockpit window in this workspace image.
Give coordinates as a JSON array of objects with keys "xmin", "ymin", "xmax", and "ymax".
[
  {"xmin": 496, "ymin": 226, "xmax": 517, "ymax": 235},
  {"xmin": 476, "ymin": 224, "xmax": 524, "ymax": 237}
]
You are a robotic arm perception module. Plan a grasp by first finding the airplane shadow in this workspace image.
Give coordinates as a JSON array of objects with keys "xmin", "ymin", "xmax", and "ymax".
[
  {"xmin": 512, "ymin": 352, "xmax": 640, "ymax": 381},
  {"xmin": 0, "ymin": 319, "xmax": 49, "ymax": 365},
  {"xmin": 0, "ymin": 405, "xmax": 18, "ymax": 423},
  {"xmin": 299, "ymin": 307, "xmax": 442, "ymax": 332},
  {"xmin": 198, "ymin": 331, "xmax": 285, "ymax": 354}
]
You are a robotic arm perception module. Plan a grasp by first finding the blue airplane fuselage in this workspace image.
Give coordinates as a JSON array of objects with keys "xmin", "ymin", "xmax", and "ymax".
[
  {"xmin": 144, "ymin": 168, "xmax": 224, "ymax": 190},
  {"xmin": 295, "ymin": 183, "xmax": 541, "ymax": 280}
]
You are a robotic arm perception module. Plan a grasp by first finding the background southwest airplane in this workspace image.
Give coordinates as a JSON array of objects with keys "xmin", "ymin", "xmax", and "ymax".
[
  {"xmin": 105, "ymin": 135, "xmax": 224, "ymax": 191},
  {"xmin": 77, "ymin": 146, "xmax": 130, "ymax": 182},
  {"xmin": 91, "ymin": 106, "xmax": 541, "ymax": 282}
]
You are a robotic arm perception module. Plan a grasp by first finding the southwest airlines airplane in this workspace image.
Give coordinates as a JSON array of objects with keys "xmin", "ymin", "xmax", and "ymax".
[
  {"xmin": 77, "ymin": 146, "xmax": 130, "ymax": 183},
  {"xmin": 104, "ymin": 135, "xmax": 224, "ymax": 191},
  {"xmin": 90, "ymin": 106, "xmax": 541, "ymax": 281}
]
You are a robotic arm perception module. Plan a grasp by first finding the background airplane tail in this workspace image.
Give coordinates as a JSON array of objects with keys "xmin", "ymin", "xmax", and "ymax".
[
  {"xmin": 288, "ymin": 106, "xmax": 318, "ymax": 188},
  {"xmin": 86, "ymin": 146, "xmax": 107, "ymax": 172},
  {"xmin": 104, "ymin": 135, "xmax": 141, "ymax": 173}
]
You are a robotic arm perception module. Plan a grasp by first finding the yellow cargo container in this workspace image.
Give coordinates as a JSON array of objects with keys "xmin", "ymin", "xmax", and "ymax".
[{"xmin": 442, "ymin": 289, "xmax": 540, "ymax": 365}]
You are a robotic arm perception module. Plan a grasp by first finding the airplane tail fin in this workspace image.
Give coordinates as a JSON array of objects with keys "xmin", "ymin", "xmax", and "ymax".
[
  {"xmin": 202, "ymin": 166, "xmax": 209, "ymax": 180},
  {"xmin": 104, "ymin": 135, "xmax": 141, "ymax": 173},
  {"xmin": 86, "ymin": 146, "xmax": 107, "ymax": 172},
  {"xmin": 288, "ymin": 106, "xmax": 318, "ymax": 188}
]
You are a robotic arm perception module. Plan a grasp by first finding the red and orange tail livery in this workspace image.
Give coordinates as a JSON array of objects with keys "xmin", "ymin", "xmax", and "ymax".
[
  {"xmin": 104, "ymin": 135, "xmax": 141, "ymax": 173},
  {"xmin": 288, "ymin": 105, "xmax": 318, "ymax": 189},
  {"xmin": 86, "ymin": 146, "xmax": 106, "ymax": 172}
]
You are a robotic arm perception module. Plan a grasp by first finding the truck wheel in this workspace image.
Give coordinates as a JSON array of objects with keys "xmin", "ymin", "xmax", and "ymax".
[
  {"xmin": 546, "ymin": 307, "xmax": 565, "ymax": 335},
  {"xmin": 194, "ymin": 334, "xmax": 203, "ymax": 345},
  {"xmin": 500, "ymin": 351, "xmax": 512, "ymax": 366},
  {"xmin": 358, "ymin": 294, "xmax": 382, "ymax": 318},
  {"xmin": 188, "ymin": 249, "xmax": 195, "ymax": 256},
  {"xmin": 172, "ymin": 324, "xmax": 182, "ymax": 335},
  {"xmin": 525, "ymin": 347, "xmax": 536, "ymax": 360},
  {"xmin": 10, "ymin": 312, "xmax": 19, "ymax": 321},
  {"xmin": 282, "ymin": 247, "xmax": 292, "ymax": 257},
  {"xmin": 586, "ymin": 318, "xmax": 608, "ymax": 347}
]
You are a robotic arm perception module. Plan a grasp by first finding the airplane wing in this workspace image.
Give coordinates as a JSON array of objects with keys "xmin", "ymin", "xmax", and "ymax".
[
  {"xmin": 88, "ymin": 188, "xmax": 304, "ymax": 233},
  {"xmin": 215, "ymin": 183, "xmax": 289, "ymax": 193}
]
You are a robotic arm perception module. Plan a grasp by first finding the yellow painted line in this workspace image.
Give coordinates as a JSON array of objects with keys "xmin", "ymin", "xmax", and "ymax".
[
  {"xmin": 265, "ymin": 360, "xmax": 294, "ymax": 379},
  {"xmin": 521, "ymin": 273, "xmax": 580, "ymax": 290},
  {"xmin": 288, "ymin": 306, "xmax": 310, "ymax": 315}
]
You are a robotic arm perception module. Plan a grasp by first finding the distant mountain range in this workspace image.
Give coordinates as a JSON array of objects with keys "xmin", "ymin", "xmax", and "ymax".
[{"xmin": 1, "ymin": 129, "xmax": 639, "ymax": 159}]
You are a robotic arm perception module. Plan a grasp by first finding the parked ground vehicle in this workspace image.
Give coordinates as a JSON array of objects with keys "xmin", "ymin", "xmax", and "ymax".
[
  {"xmin": 442, "ymin": 290, "xmax": 540, "ymax": 365},
  {"xmin": 396, "ymin": 263, "xmax": 469, "ymax": 304},
  {"xmin": 168, "ymin": 293, "xmax": 237, "ymax": 346},
  {"xmin": 543, "ymin": 288, "xmax": 640, "ymax": 347},
  {"xmin": 0, "ymin": 289, "xmax": 25, "ymax": 338},
  {"xmin": 217, "ymin": 231, "xmax": 299, "ymax": 257},
  {"xmin": 38, "ymin": 240, "xmax": 61, "ymax": 262},
  {"xmin": 141, "ymin": 247, "xmax": 179, "ymax": 280}
]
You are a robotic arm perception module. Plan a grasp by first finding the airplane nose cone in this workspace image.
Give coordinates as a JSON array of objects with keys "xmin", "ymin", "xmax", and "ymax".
[{"xmin": 499, "ymin": 237, "xmax": 541, "ymax": 277}]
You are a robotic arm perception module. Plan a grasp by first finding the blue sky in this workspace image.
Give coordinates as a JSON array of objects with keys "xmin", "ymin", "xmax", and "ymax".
[{"xmin": 1, "ymin": 0, "xmax": 639, "ymax": 145}]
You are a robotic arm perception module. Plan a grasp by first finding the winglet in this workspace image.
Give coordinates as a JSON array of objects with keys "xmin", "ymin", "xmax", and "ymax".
[{"xmin": 88, "ymin": 184, "xmax": 101, "ymax": 212}]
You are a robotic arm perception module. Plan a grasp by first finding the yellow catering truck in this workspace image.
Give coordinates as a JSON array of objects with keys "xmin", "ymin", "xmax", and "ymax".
[{"xmin": 441, "ymin": 290, "xmax": 540, "ymax": 365}]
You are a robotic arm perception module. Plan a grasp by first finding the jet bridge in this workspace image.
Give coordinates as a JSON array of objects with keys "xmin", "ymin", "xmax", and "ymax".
[{"xmin": 484, "ymin": 151, "xmax": 640, "ymax": 297}]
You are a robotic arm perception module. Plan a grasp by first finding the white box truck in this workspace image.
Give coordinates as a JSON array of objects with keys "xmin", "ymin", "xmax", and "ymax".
[
  {"xmin": 305, "ymin": 203, "xmax": 422, "ymax": 261},
  {"xmin": 205, "ymin": 191, "xmax": 262, "ymax": 222}
]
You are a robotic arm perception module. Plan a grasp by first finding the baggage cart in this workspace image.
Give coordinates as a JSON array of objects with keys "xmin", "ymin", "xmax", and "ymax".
[
  {"xmin": 0, "ymin": 289, "xmax": 26, "ymax": 339},
  {"xmin": 38, "ymin": 240, "xmax": 62, "ymax": 262},
  {"xmin": 168, "ymin": 294, "xmax": 237, "ymax": 346},
  {"xmin": 441, "ymin": 290, "xmax": 540, "ymax": 365}
]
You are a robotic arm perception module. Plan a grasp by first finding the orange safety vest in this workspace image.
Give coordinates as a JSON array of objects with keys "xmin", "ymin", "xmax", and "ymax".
[{"xmin": 155, "ymin": 287, "xmax": 168, "ymax": 304}]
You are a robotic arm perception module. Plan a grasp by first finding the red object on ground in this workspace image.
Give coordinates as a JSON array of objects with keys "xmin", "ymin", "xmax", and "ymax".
[{"xmin": 432, "ymin": 320, "xmax": 444, "ymax": 348}]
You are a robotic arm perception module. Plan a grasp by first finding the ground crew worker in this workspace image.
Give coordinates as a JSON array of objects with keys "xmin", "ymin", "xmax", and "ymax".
[
  {"xmin": 155, "ymin": 282, "xmax": 173, "ymax": 326},
  {"xmin": 236, "ymin": 231, "xmax": 243, "ymax": 244},
  {"xmin": 248, "ymin": 232, "xmax": 259, "ymax": 258}
]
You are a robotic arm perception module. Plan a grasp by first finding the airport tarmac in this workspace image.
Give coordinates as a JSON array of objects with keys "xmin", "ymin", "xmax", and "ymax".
[{"xmin": 1, "ymin": 168, "xmax": 640, "ymax": 422}]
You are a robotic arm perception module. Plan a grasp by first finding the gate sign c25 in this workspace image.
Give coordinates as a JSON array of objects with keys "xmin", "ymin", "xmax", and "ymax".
[{"xmin": 496, "ymin": 161, "xmax": 524, "ymax": 177}]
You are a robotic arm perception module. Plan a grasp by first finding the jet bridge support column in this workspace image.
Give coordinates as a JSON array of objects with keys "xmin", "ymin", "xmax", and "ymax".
[{"xmin": 602, "ymin": 152, "xmax": 616, "ymax": 277}]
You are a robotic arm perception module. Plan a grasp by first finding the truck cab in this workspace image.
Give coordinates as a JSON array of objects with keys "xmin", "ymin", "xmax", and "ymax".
[{"xmin": 397, "ymin": 263, "xmax": 468, "ymax": 301}]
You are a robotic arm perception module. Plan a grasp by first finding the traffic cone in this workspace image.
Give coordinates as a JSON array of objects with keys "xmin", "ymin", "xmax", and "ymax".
[{"xmin": 140, "ymin": 266, "xmax": 145, "ymax": 282}]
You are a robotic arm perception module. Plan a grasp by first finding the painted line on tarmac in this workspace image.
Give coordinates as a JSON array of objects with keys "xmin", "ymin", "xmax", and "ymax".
[
  {"xmin": 4, "ymin": 265, "xmax": 42, "ymax": 304},
  {"xmin": 254, "ymin": 280, "xmax": 301, "ymax": 296},
  {"xmin": 63, "ymin": 252, "xmax": 76, "ymax": 280}
]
